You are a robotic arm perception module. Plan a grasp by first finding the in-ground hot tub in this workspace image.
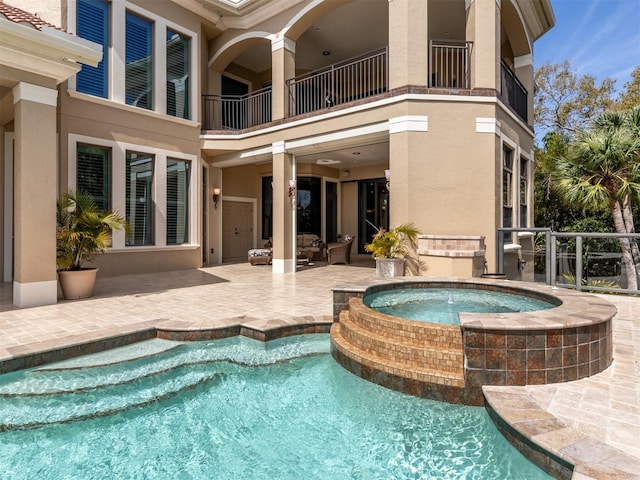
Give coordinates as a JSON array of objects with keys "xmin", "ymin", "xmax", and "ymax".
[
  {"xmin": 364, "ymin": 286, "xmax": 557, "ymax": 325},
  {"xmin": 331, "ymin": 278, "xmax": 617, "ymax": 405}
]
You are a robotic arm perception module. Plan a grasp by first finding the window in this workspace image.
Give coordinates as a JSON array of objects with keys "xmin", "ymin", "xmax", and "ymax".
[
  {"xmin": 77, "ymin": 0, "xmax": 109, "ymax": 98},
  {"xmin": 166, "ymin": 29, "xmax": 190, "ymax": 119},
  {"xmin": 261, "ymin": 176, "xmax": 322, "ymax": 239},
  {"xmin": 126, "ymin": 12, "xmax": 153, "ymax": 110},
  {"xmin": 126, "ymin": 152, "xmax": 154, "ymax": 246},
  {"xmin": 77, "ymin": 144, "xmax": 110, "ymax": 211},
  {"xmin": 296, "ymin": 177, "xmax": 321, "ymax": 235},
  {"xmin": 502, "ymin": 146, "xmax": 514, "ymax": 242},
  {"xmin": 262, "ymin": 176, "xmax": 273, "ymax": 240},
  {"xmin": 76, "ymin": 3, "xmax": 196, "ymax": 119},
  {"xmin": 166, "ymin": 159, "xmax": 190, "ymax": 244},
  {"xmin": 520, "ymin": 157, "xmax": 528, "ymax": 228}
]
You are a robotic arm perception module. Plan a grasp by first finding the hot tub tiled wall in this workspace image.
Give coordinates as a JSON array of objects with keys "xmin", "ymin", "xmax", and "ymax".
[
  {"xmin": 464, "ymin": 323, "xmax": 613, "ymax": 387},
  {"xmin": 331, "ymin": 279, "xmax": 617, "ymax": 406}
]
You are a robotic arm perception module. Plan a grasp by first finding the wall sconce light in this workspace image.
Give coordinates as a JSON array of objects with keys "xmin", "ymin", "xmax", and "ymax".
[
  {"xmin": 384, "ymin": 169, "xmax": 390, "ymax": 189},
  {"xmin": 212, "ymin": 187, "xmax": 221, "ymax": 209},
  {"xmin": 288, "ymin": 179, "xmax": 296, "ymax": 199}
]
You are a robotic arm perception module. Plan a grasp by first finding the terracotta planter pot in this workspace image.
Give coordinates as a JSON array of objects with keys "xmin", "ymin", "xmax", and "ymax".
[
  {"xmin": 375, "ymin": 258, "xmax": 405, "ymax": 277},
  {"xmin": 58, "ymin": 268, "xmax": 98, "ymax": 300}
]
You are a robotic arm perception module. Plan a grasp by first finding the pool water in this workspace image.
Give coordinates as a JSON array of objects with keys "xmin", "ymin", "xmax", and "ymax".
[
  {"xmin": 0, "ymin": 335, "xmax": 551, "ymax": 479},
  {"xmin": 366, "ymin": 288, "xmax": 555, "ymax": 325}
]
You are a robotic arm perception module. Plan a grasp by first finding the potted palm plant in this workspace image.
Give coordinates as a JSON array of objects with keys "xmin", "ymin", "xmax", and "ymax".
[
  {"xmin": 56, "ymin": 190, "xmax": 127, "ymax": 299},
  {"xmin": 365, "ymin": 222, "xmax": 419, "ymax": 277}
]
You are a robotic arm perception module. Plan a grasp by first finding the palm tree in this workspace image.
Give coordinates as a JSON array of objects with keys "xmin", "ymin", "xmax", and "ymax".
[{"xmin": 553, "ymin": 106, "xmax": 640, "ymax": 289}]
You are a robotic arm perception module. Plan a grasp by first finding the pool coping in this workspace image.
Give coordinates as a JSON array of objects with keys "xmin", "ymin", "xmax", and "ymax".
[
  {"xmin": 332, "ymin": 276, "xmax": 618, "ymax": 330},
  {"xmin": 483, "ymin": 386, "xmax": 640, "ymax": 480},
  {"xmin": 0, "ymin": 315, "xmax": 332, "ymax": 374}
]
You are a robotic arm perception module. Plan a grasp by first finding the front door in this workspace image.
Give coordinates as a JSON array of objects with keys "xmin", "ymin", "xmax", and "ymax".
[
  {"xmin": 222, "ymin": 201, "xmax": 253, "ymax": 262},
  {"xmin": 358, "ymin": 179, "xmax": 389, "ymax": 254}
]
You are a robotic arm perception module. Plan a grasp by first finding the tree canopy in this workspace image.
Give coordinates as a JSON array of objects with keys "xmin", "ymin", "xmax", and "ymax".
[
  {"xmin": 616, "ymin": 66, "xmax": 640, "ymax": 111},
  {"xmin": 534, "ymin": 60, "xmax": 616, "ymax": 137},
  {"xmin": 533, "ymin": 62, "xmax": 639, "ymax": 288},
  {"xmin": 534, "ymin": 61, "xmax": 639, "ymax": 233}
]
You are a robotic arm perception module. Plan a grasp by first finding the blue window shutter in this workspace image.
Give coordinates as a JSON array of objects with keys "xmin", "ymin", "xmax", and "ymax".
[{"xmin": 77, "ymin": 0, "xmax": 108, "ymax": 98}]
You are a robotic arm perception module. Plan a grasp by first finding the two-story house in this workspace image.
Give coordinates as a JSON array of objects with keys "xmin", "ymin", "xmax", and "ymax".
[{"xmin": 0, "ymin": 0, "xmax": 554, "ymax": 307}]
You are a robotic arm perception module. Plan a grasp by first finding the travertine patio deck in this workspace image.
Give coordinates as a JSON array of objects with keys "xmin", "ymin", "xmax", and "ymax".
[{"xmin": 0, "ymin": 260, "xmax": 638, "ymax": 479}]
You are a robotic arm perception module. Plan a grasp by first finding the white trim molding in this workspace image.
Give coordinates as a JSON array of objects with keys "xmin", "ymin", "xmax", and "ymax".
[
  {"xmin": 514, "ymin": 54, "xmax": 533, "ymax": 69},
  {"xmin": 476, "ymin": 117, "xmax": 501, "ymax": 135},
  {"xmin": 389, "ymin": 115, "xmax": 429, "ymax": 134},
  {"xmin": 13, "ymin": 280, "xmax": 58, "ymax": 308},
  {"xmin": 272, "ymin": 140, "xmax": 286, "ymax": 155},
  {"xmin": 272, "ymin": 258, "xmax": 296, "ymax": 274},
  {"xmin": 13, "ymin": 83, "xmax": 58, "ymax": 106},
  {"xmin": 271, "ymin": 36, "xmax": 296, "ymax": 53}
]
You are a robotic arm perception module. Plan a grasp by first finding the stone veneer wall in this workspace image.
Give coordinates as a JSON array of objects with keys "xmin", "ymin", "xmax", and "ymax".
[
  {"xmin": 416, "ymin": 234, "xmax": 486, "ymax": 277},
  {"xmin": 463, "ymin": 322, "xmax": 613, "ymax": 387}
]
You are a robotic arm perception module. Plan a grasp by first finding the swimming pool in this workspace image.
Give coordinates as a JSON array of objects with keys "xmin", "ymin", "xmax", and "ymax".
[{"xmin": 0, "ymin": 335, "xmax": 551, "ymax": 479}]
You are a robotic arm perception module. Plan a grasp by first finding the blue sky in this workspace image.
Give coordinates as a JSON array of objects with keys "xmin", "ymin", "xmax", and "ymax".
[{"xmin": 535, "ymin": 0, "xmax": 640, "ymax": 93}]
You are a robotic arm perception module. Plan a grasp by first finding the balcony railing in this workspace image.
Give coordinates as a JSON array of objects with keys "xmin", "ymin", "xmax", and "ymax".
[
  {"xmin": 429, "ymin": 40, "xmax": 472, "ymax": 89},
  {"xmin": 286, "ymin": 48, "xmax": 388, "ymax": 117},
  {"xmin": 500, "ymin": 61, "xmax": 528, "ymax": 122},
  {"xmin": 202, "ymin": 85, "xmax": 272, "ymax": 130},
  {"xmin": 202, "ymin": 42, "xmax": 481, "ymax": 131}
]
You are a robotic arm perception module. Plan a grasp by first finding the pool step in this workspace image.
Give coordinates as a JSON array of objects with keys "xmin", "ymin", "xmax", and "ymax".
[
  {"xmin": 337, "ymin": 311, "xmax": 464, "ymax": 376},
  {"xmin": 0, "ymin": 362, "xmax": 225, "ymax": 431},
  {"xmin": 346, "ymin": 300, "xmax": 463, "ymax": 350},
  {"xmin": 0, "ymin": 336, "xmax": 332, "ymax": 429},
  {"xmin": 330, "ymin": 297, "xmax": 466, "ymax": 394},
  {"xmin": 0, "ymin": 344, "xmax": 196, "ymax": 396},
  {"xmin": 331, "ymin": 323, "xmax": 465, "ymax": 387},
  {"xmin": 0, "ymin": 336, "xmax": 330, "ymax": 397},
  {"xmin": 33, "ymin": 339, "xmax": 184, "ymax": 371}
]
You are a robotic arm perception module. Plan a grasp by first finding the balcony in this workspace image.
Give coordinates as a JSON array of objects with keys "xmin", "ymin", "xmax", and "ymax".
[
  {"xmin": 500, "ymin": 60, "xmax": 528, "ymax": 123},
  {"xmin": 202, "ymin": 86, "xmax": 272, "ymax": 131},
  {"xmin": 201, "ymin": 41, "xmax": 477, "ymax": 132},
  {"xmin": 286, "ymin": 48, "xmax": 388, "ymax": 117},
  {"xmin": 428, "ymin": 40, "xmax": 472, "ymax": 89}
]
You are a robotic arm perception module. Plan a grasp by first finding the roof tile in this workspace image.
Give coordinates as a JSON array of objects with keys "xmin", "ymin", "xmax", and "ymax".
[{"xmin": 0, "ymin": 2, "xmax": 64, "ymax": 31}]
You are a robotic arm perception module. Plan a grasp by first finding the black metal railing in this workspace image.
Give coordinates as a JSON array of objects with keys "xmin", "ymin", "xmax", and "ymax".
[
  {"xmin": 286, "ymin": 48, "xmax": 388, "ymax": 117},
  {"xmin": 429, "ymin": 39, "xmax": 472, "ymax": 89},
  {"xmin": 500, "ymin": 61, "xmax": 528, "ymax": 122},
  {"xmin": 202, "ymin": 41, "xmax": 483, "ymax": 130},
  {"xmin": 202, "ymin": 85, "xmax": 272, "ymax": 130}
]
